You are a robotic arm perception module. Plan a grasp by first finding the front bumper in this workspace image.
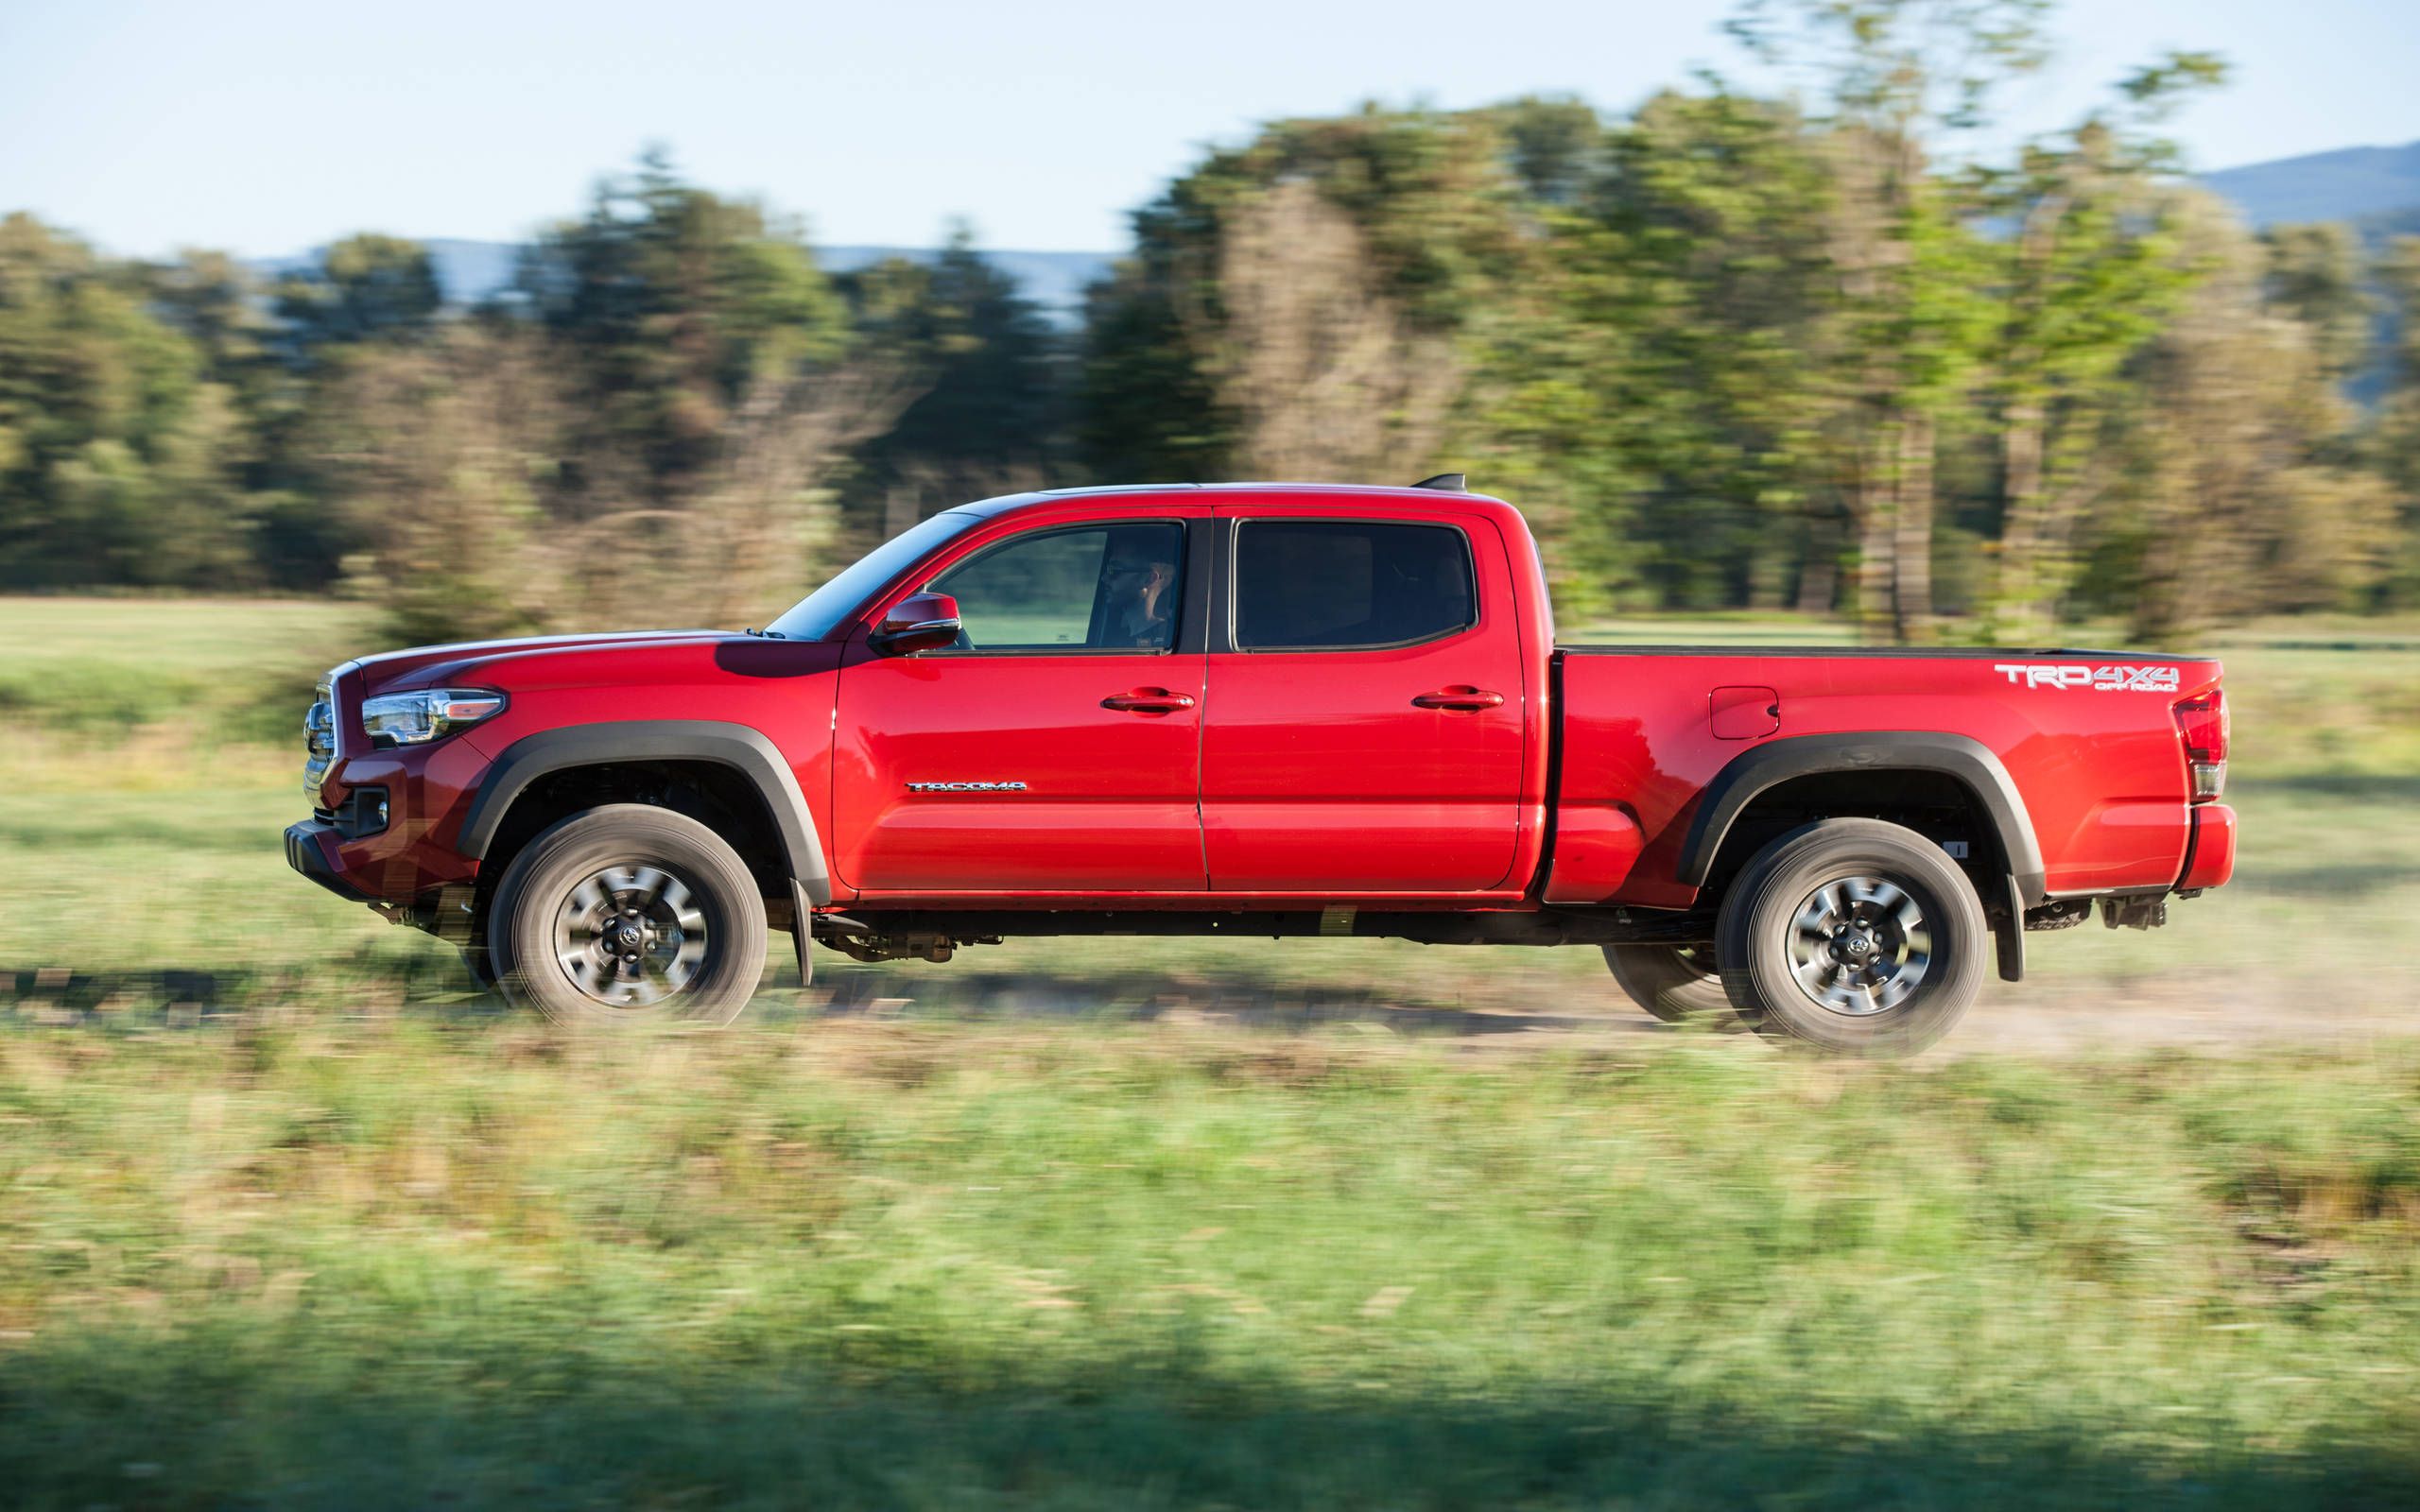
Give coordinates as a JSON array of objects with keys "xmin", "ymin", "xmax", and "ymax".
[
  {"xmin": 285, "ymin": 819, "xmax": 380, "ymax": 902},
  {"xmin": 289, "ymin": 660, "xmax": 496, "ymax": 914},
  {"xmin": 285, "ymin": 740, "xmax": 491, "ymax": 908}
]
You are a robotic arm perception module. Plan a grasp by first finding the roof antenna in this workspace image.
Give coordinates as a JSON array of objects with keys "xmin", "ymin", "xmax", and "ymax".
[{"xmin": 1411, "ymin": 472, "xmax": 1466, "ymax": 491}]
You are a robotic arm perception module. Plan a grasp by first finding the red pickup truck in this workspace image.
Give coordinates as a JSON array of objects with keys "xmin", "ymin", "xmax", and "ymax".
[{"xmin": 286, "ymin": 478, "xmax": 2235, "ymax": 1054}]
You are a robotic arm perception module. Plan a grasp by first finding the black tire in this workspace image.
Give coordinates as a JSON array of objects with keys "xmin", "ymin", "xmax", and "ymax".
[
  {"xmin": 485, "ymin": 804, "xmax": 768, "ymax": 1028},
  {"xmin": 1715, "ymin": 818, "xmax": 1985, "ymax": 1057},
  {"xmin": 1602, "ymin": 944, "xmax": 1731, "ymax": 1022}
]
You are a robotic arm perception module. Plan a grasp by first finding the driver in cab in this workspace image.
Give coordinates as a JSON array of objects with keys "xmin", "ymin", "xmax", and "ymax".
[{"xmin": 1103, "ymin": 548, "xmax": 1177, "ymax": 648}]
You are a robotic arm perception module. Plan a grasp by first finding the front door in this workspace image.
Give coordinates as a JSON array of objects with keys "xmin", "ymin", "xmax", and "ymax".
[
  {"xmin": 833, "ymin": 516, "xmax": 1207, "ymax": 895},
  {"xmin": 1201, "ymin": 511, "xmax": 1529, "ymax": 893}
]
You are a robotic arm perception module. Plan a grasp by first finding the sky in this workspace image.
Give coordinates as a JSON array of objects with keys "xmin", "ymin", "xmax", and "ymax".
[{"xmin": 3, "ymin": 0, "xmax": 2415, "ymax": 260}]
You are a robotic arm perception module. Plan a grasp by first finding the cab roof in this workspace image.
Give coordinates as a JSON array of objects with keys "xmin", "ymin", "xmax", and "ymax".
[{"xmin": 955, "ymin": 481, "xmax": 1515, "ymax": 519}]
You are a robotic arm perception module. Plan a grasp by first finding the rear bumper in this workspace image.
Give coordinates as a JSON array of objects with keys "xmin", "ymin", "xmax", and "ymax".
[{"xmin": 2178, "ymin": 803, "xmax": 2237, "ymax": 891}]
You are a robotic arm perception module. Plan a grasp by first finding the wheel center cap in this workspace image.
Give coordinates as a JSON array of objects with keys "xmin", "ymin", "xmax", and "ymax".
[{"xmin": 606, "ymin": 919, "xmax": 646, "ymax": 953}]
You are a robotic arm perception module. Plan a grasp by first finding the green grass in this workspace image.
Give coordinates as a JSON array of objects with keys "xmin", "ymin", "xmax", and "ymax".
[
  {"xmin": 3, "ymin": 596, "xmax": 2418, "ymax": 1505},
  {"xmin": 0, "ymin": 596, "xmax": 373, "ymax": 747},
  {"xmin": 3, "ymin": 597, "xmax": 2416, "ymax": 1017},
  {"xmin": 0, "ymin": 1021, "xmax": 2414, "ymax": 1508}
]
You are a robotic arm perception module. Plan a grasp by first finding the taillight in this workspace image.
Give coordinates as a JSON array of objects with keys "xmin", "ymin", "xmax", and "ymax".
[{"xmin": 2172, "ymin": 687, "xmax": 2227, "ymax": 801}]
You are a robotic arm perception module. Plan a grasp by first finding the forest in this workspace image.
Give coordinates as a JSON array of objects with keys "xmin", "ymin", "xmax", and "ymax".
[{"xmin": 4, "ymin": 0, "xmax": 2416, "ymax": 646}]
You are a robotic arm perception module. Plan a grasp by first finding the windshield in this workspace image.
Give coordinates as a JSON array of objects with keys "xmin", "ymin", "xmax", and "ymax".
[{"xmin": 765, "ymin": 510, "xmax": 984, "ymax": 641}]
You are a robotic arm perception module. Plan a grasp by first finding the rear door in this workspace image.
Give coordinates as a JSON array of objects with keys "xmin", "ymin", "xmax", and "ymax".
[
  {"xmin": 1200, "ymin": 507, "xmax": 1528, "ymax": 892},
  {"xmin": 832, "ymin": 508, "xmax": 1210, "ymax": 894}
]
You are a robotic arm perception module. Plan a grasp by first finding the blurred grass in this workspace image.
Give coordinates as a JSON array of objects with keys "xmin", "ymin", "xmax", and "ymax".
[
  {"xmin": 0, "ymin": 596, "xmax": 366, "ymax": 748},
  {"xmin": 3, "ymin": 597, "xmax": 2417, "ymax": 1016},
  {"xmin": 1, "ymin": 597, "xmax": 2417, "ymax": 1506},
  {"xmin": 0, "ymin": 1021, "xmax": 2414, "ymax": 1507}
]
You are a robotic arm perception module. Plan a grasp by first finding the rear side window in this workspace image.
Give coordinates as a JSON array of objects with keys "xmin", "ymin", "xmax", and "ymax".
[{"xmin": 1233, "ymin": 521, "xmax": 1476, "ymax": 650}]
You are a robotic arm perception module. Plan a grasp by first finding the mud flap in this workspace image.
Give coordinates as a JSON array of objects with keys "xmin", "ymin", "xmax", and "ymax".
[
  {"xmin": 787, "ymin": 878, "xmax": 817, "ymax": 988},
  {"xmin": 1994, "ymin": 874, "xmax": 2026, "ymax": 983}
]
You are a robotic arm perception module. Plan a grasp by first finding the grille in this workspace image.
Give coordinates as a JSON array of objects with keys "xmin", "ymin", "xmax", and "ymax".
[{"xmin": 302, "ymin": 675, "xmax": 336, "ymax": 797}]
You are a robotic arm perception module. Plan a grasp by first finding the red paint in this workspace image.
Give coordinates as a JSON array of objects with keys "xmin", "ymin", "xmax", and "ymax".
[
  {"xmin": 2179, "ymin": 803, "xmax": 2238, "ymax": 890},
  {"xmin": 1710, "ymin": 685, "xmax": 1781, "ymax": 740},
  {"xmin": 1198, "ymin": 494, "xmax": 1535, "ymax": 894},
  {"xmin": 1552, "ymin": 647, "xmax": 2221, "ymax": 907},
  {"xmin": 1540, "ymin": 804, "xmax": 1648, "ymax": 905},
  {"xmin": 293, "ymin": 483, "xmax": 2232, "ymax": 929}
]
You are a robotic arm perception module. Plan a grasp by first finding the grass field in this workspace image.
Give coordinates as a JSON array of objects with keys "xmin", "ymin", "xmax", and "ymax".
[
  {"xmin": 0, "ymin": 595, "xmax": 2415, "ymax": 1506},
  {"xmin": 3, "ymin": 1022, "xmax": 2415, "ymax": 1507},
  {"xmin": 2, "ymin": 596, "xmax": 2416, "ymax": 1019}
]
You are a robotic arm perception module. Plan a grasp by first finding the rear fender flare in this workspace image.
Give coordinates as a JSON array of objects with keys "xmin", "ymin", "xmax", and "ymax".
[
  {"xmin": 1678, "ymin": 731, "xmax": 2045, "ymax": 910},
  {"xmin": 457, "ymin": 720, "xmax": 831, "ymax": 906}
]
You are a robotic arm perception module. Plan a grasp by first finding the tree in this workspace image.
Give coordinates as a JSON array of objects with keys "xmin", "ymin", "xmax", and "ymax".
[
  {"xmin": 838, "ymin": 226, "xmax": 1068, "ymax": 533},
  {"xmin": 312, "ymin": 323, "xmax": 914, "ymax": 643},
  {"xmin": 1079, "ymin": 106, "xmax": 1530, "ymax": 488},
  {"xmin": 514, "ymin": 150, "xmax": 851, "ymax": 493},
  {"xmin": 2087, "ymin": 198, "xmax": 2394, "ymax": 638},
  {"xmin": 1185, "ymin": 179, "xmax": 1460, "ymax": 482},
  {"xmin": 142, "ymin": 248, "xmax": 353, "ymax": 587},
  {"xmin": 0, "ymin": 215, "xmax": 257, "ymax": 588},
  {"xmin": 1971, "ymin": 55, "xmax": 2223, "ymax": 640},
  {"xmin": 2260, "ymin": 222, "xmax": 2374, "ymax": 384},
  {"xmin": 2369, "ymin": 235, "xmax": 2420, "ymax": 603},
  {"xmin": 1500, "ymin": 95, "xmax": 1603, "ymax": 206},
  {"xmin": 305, "ymin": 327, "xmax": 564, "ymax": 644},
  {"xmin": 1727, "ymin": 0, "xmax": 2052, "ymax": 641},
  {"xmin": 1466, "ymin": 87, "xmax": 1847, "ymax": 615},
  {"xmin": 273, "ymin": 233, "xmax": 442, "ymax": 354}
]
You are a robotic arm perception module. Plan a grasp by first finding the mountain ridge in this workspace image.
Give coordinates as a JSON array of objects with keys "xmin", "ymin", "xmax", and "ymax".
[
  {"xmin": 2200, "ymin": 139, "xmax": 2420, "ymax": 232},
  {"xmin": 251, "ymin": 239, "xmax": 1119, "ymax": 321},
  {"xmin": 252, "ymin": 137, "xmax": 2420, "ymax": 313}
]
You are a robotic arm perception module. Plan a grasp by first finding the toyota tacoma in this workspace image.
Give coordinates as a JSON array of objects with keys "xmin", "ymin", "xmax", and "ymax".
[{"xmin": 285, "ymin": 478, "xmax": 2235, "ymax": 1054}]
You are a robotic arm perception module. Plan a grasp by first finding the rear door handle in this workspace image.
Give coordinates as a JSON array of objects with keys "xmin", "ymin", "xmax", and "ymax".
[
  {"xmin": 1411, "ymin": 687, "xmax": 1505, "ymax": 712},
  {"xmin": 1102, "ymin": 687, "xmax": 1196, "ymax": 714}
]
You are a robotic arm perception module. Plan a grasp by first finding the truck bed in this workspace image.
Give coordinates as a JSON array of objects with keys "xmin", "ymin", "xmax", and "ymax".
[
  {"xmin": 1546, "ymin": 644, "xmax": 2221, "ymax": 909},
  {"xmin": 1556, "ymin": 643, "xmax": 2187, "ymax": 659}
]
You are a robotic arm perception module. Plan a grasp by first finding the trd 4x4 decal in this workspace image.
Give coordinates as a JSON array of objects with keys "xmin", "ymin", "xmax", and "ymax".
[{"xmin": 1994, "ymin": 662, "xmax": 2181, "ymax": 692}]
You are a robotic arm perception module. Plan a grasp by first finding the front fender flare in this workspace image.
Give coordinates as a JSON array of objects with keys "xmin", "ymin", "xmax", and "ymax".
[
  {"xmin": 457, "ymin": 720, "xmax": 831, "ymax": 906},
  {"xmin": 1677, "ymin": 731, "xmax": 2046, "ymax": 909}
]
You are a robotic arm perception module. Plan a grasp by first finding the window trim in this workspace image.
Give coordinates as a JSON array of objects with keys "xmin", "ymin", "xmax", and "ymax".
[
  {"xmin": 911, "ymin": 518, "xmax": 1197, "ymax": 659},
  {"xmin": 1221, "ymin": 516, "xmax": 1480, "ymax": 655}
]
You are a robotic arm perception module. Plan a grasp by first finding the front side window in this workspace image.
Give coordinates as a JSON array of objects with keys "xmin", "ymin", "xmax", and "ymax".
[
  {"xmin": 929, "ymin": 522, "xmax": 1185, "ymax": 652},
  {"xmin": 1233, "ymin": 521, "xmax": 1475, "ymax": 650}
]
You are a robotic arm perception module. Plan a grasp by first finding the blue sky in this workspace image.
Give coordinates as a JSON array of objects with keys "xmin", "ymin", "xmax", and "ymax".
[{"xmin": 3, "ymin": 0, "xmax": 2414, "ymax": 258}]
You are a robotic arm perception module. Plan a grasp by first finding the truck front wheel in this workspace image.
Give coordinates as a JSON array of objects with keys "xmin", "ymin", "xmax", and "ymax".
[
  {"xmin": 1715, "ymin": 818, "xmax": 1985, "ymax": 1057},
  {"xmin": 1601, "ymin": 944, "xmax": 1730, "ymax": 1022},
  {"xmin": 486, "ymin": 804, "xmax": 768, "ymax": 1028}
]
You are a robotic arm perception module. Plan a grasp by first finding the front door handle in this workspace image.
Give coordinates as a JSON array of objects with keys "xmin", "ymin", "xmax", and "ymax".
[
  {"xmin": 1102, "ymin": 687, "xmax": 1197, "ymax": 714},
  {"xmin": 1411, "ymin": 686, "xmax": 1505, "ymax": 712}
]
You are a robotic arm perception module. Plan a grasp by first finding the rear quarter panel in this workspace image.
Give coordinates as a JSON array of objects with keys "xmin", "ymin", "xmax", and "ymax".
[{"xmin": 1553, "ymin": 650, "xmax": 2222, "ymax": 908}]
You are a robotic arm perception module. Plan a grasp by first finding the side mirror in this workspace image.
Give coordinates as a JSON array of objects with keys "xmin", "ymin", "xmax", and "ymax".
[{"xmin": 870, "ymin": 592, "xmax": 961, "ymax": 656}]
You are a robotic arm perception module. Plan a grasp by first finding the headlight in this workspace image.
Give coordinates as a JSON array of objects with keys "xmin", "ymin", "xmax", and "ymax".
[{"xmin": 360, "ymin": 689, "xmax": 507, "ymax": 747}]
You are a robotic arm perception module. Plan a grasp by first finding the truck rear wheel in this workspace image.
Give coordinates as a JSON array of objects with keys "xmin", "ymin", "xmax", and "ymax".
[
  {"xmin": 1601, "ymin": 944, "xmax": 1730, "ymax": 1022},
  {"xmin": 486, "ymin": 804, "xmax": 767, "ymax": 1028},
  {"xmin": 1715, "ymin": 818, "xmax": 1984, "ymax": 1057}
]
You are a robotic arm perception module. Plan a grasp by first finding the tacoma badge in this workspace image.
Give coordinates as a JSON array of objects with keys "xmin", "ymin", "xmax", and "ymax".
[{"xmin": 905, "ymin": 781, "xmax": 1030, "ymax": 793}]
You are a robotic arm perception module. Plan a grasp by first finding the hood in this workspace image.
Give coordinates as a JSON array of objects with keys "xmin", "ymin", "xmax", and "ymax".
[{"xmin": 343, "ymin": 629, "xmax": 736, "ymax": 696}]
